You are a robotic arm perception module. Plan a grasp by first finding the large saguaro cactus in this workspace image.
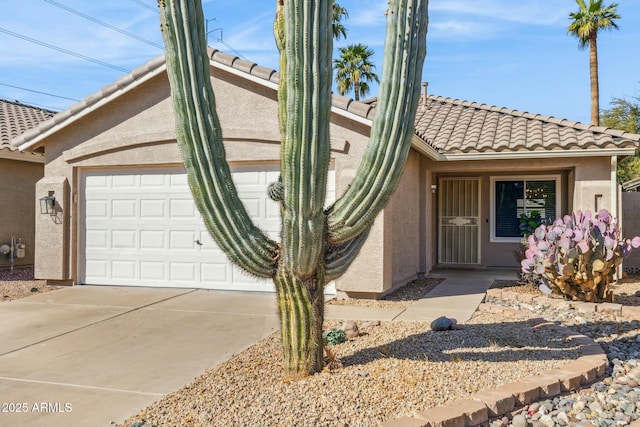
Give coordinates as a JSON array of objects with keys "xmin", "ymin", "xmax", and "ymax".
[{"xmin": 158, "ymin": 0, "xmax": 428, "ymax": 377}]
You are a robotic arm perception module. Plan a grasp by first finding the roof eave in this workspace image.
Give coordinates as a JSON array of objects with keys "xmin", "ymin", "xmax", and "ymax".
[
  {"xmin": 0, "ymin": 147, "xmax": 44, "ymax": 163},
  {"xmin": 15, "ymin": 59, "xmax": 167, "ymax": 153},
  {"xmin": 410, "ymin": 134, "xmax": 445, "ymax": 161},
  {"xmin": 439, "ymin": 147, "xmax": 637, "ymax": 161}
]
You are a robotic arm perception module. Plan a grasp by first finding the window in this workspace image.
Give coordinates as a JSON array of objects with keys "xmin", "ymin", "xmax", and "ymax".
[{"xmin": 491, "ymin": 176, "xmax": 560, "ymax": 242}]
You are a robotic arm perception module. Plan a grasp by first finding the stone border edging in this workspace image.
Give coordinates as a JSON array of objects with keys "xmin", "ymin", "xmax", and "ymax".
[
  {"xmin": 379, "ymin": 292, "xmax": 613, "ymax": 427},
  {"xmin": 488, "ymin": 287, "xmax": 640, "ymax": 321}
]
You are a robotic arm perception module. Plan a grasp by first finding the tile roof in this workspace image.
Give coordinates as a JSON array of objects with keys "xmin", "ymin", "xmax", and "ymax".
[
  {"xmin": 413, "ymin": 96, "xmax": 640, "ymax": 155},
  {"xmin": 1, "ymin": 99, "xmax": 56, "ymax": 152},
  {"xmin": 12, "ymin": 49, "xmax": 640, "ymax": 158}
]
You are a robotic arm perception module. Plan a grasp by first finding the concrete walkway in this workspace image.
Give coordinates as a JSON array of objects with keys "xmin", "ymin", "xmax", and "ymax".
[
  {"xmin": 326, "ymin": 268, "xmax": 519, "ymax": 324},
  {"xmin": 0, "ymin": 269, "xmax": 516, "ymax": 427},
  {"xmin": 395, "ymin": 268, "xmax": 518, "ymax": 322}
]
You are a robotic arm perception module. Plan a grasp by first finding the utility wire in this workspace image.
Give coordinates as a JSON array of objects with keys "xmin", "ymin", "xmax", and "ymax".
[
  {"xmin": 130, "ymin": 0, "xmax": 159, "ymax": 14},
  {"xmin": 0, "ymin": 27, "xmax": 131, "ymax": 73},
  {"xmin": 0, "ymin": 95, "xmax": 62, "ymax": 112},
  {"xmin": 215, "ymin": 40, "xmax": 248, "ymax": 60},
  {"xmin": 0, "ymin": 83, "xmax": 80, "ymax": 102},
  {"xmin": 43, "ymin": 0, "xmax": 163, "ymax": 49},
  {"xmin": 128, "ymin": 0, "xmax": 249, "ymax": 61}
]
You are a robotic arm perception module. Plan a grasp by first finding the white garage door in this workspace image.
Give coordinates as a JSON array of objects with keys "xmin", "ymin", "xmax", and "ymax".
[{"xmin": 80, "ymin": 165, "xmax": 335, "ymax": 291}]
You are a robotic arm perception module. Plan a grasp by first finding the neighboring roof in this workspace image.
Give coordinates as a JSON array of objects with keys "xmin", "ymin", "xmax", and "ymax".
[
  {"xmin": 1, "ymin": 99, "xmax": 55, "ymax": 153},
  {"xmin": 13, "ymin": 48, "xmax": 640, "ymax": 160},
  {"xmin": 623, "ymin": 177, "xmax": 640, "ymax": 191}
]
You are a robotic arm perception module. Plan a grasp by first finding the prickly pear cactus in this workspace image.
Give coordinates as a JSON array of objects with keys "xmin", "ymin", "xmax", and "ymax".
[
  {"xmin": 521, "ymin": 209, "xmax": 640, "ymax": 302},
  {"xmin": 158, "ymin": 0, "xmax": 428, "ymax": 376}
]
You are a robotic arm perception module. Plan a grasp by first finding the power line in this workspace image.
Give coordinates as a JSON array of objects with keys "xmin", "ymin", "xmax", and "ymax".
[
  {"xmin": 215, "ymin": 40, "xmax": 248, "ymax": 61},
  {"xmin": 0, "ymin": 83, "xmax": 80, "ymax": 102},
  {"xmin": 43, "ymin": 0, "xmax": 163, "ymax": 50},
  {"xmin": 0, "ymin": 95, "xmax": 62, "ymax": 112},
  {"xmin": 130, "ymin": 0, "xmax": 159, "ymax": 14},
  {"xmin": 127, "ymin": 2, "xmax": 249, "ymax": 61},
  {"xmin": 0, "ymin": 26, "xmax": 131, "ymax": 73}
]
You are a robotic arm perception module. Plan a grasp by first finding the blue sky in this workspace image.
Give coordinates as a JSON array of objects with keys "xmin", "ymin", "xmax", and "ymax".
[{"xmin": 1, "ymin": 0, "xmax": 639, "ymax": 125}]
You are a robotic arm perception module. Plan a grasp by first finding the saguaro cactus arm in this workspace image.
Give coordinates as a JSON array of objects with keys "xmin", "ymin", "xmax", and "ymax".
[
  {"xmin": 327, "ymin": 0, "xmax": 428, "ymax": 244},
  {"xmin": 158, "ymin": 0, "xmax": 279, "ymax": 278},
  {"xmin": 280, "ymin": 0, "xmax": 333, "ymax": 279}
]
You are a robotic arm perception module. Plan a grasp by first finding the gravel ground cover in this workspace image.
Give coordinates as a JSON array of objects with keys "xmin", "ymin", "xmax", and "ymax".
[
  {"xmin": 118, "ymin": 279, "xmax": 581, "ymax": 427},
  {"xmin": 327, "ymin": 278, "xmax": 444, "ymax": 309},
  {"xmin": 0, "ymin": 267, "xmax": 60, "ymax": 301},
  {"xmin": 485, "ymin": 280, "xmax": 640, "ymax": 426}
]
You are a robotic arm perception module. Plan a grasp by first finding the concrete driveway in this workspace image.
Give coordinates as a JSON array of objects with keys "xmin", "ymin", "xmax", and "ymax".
[{"xmin": 0, "ymin": 286, "xmax": 278, "ymax": 427}]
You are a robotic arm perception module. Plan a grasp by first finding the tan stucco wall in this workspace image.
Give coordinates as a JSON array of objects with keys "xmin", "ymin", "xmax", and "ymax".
[
  {"xmin": 388, "ymin": 150, "xmax": 421, "ymax": 288},
  {"xmin": 0, "ymin": 158, "xmax": 43, "ymax": 268},
  {"xmin": 423, "ymin": 155, "xmax": 616, "ymax": 268},
  {"xmin": 34, "ymin": 65, "xmax": 403, "ymax": 295},
  {"xmin": 34, "ymin": 177, "xmax": 68, "ymax": 279}
]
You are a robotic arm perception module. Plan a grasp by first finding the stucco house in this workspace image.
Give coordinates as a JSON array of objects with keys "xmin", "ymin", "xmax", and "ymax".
[
  {"xmin": 0, "ymin": 99, "xmax": 55, "ymax": 269},
  {"xmin": 12, "ymin": 50, "xmax": 640, "ymax": 298}
]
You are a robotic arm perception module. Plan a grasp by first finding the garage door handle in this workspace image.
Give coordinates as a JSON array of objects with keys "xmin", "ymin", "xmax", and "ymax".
[{"xmin": 195, "ymin": 239, "xmax": 203, "ymax": 246}]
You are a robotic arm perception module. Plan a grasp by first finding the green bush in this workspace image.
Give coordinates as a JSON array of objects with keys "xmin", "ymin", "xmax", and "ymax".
[{"xmin": 322, "ymin": 328, "xmax": 347, "ymax": 346}]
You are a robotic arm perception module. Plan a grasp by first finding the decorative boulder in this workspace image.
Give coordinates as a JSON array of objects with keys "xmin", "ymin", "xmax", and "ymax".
[
  {"xmin": 342, "ymin": 320, "xmax": 359, "ymax": 339},
  {"xmin": 430, "ymin": 316, "xmax": 454, "ymax": 331}
]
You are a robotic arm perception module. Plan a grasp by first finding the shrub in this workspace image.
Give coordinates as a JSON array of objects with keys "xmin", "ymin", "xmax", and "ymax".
[
  {"xmin": 521, "ymin": 209, "xmax": 640, "ymax": 302},
  {"xmin": 322, "ymin": 328, "xmax": 347, "ymax": 346}
]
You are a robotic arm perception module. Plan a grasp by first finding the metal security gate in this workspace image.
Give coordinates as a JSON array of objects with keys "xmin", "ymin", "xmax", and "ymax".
[{"xmin": 438, "ymin": 178, "xmax": 480, "ymax": 264}]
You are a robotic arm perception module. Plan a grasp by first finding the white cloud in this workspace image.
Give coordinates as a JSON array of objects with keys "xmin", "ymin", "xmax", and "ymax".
[
  {"xmin": 429, "ymin": 19, "xmax": 496, "ymax": 39},
  {"xmin": 222, "ymin": 12, "xmax": 277, "ymax": 53},
  {"xmin": 347, "ymin": 1, "xmax": 388, "ymax": 27}
]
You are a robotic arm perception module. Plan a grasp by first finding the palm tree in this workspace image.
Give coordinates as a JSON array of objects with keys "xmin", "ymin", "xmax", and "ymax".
[
  {"xmin": 332, "ymin": 2, "xmax": 349, "ymax": 40},
  {"xmin": 333, "ymin": 43, "xmax": 379, "ymax": 101},
  {"xmin": 567, "ymin": 0, "xmax": 620, "ymax": 126}
]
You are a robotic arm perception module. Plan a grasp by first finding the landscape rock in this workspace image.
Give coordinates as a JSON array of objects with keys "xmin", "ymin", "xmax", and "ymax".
[
  {"xmin": 430, "ymin": 316, "xmax": 453, "ymax": 331},
  {"xmin": 342, "ymin": 320, "xmax": 360, "ymax": 339},
  {"xmin": 362, "ymin": 320, "xmax": 380, "ymax": 328},
  {"xmin": 511, "ymin": 413, "xmax": 527, "ymax": 427}
]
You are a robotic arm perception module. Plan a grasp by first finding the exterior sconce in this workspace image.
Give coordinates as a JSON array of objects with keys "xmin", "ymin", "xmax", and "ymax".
[
  {"xmin": 40, "ymin": 194, "xmax": 56, "ymax": 215},
  {"xmin": 431, "ymin": 184, "xmax": 437, "ymax": 194}
]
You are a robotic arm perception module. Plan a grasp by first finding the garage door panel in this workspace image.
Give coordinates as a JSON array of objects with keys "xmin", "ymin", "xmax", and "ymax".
[
  {"xmin": 112, "ymin": 230, "xmax": 136, "ymax": 249},
  {"xmin": 112, "ymin": 200, "xmax": 136, "ymax": 218},
  {"xmin": 169, "ymin": 230, "xmax": 198, "ymax": 250},
  {"xmin": 85, "ymin": 260, "xmax": 107, "ymax": 279},
  {"xmin": 140, "ymin": 200, "xmax": 165, "ymax": 218},
  {"xmin": 86, "ymin": 201, "xmax": 108, "ymax": 219},
  {"xmin": 170, "ymin": 262, "xmax": 197, "ymax": 282},
  {"xmin": 112, "ymin": 260, "xmax": 136, "ymax": 280},
  {"xmin": 85, "ymin": 230, "xmax": 108, "ymax": 249},
  {"xmin": 141, "ymin": 174, "xmax": 166, "ymax": 187},
  {"xmin": 141, "ymin": 262, "xmax": 165, "ymax": 280},
  {"xmin": 81, "ymin": 166, "xmax": 334, "ymax": 292},
  {"xmin": 111, "ymin": 174, "xmax": 137, "ymax": 187},
  {"xmin": 140, "ymin": 230, "xmax": 165, "ymax": 249},
  {"xmin": 200, "ymin": 263, "xmax": 229, "ymax": 283}
]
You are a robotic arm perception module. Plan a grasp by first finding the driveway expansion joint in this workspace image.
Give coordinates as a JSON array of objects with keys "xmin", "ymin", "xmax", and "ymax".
[
  {"xmin": 0, "ymin": 289, "xmax": 198, "ymax": 358},
  {"xmin": 0, "ymin": 376, "xmax": 165, "ymax": 397}
]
